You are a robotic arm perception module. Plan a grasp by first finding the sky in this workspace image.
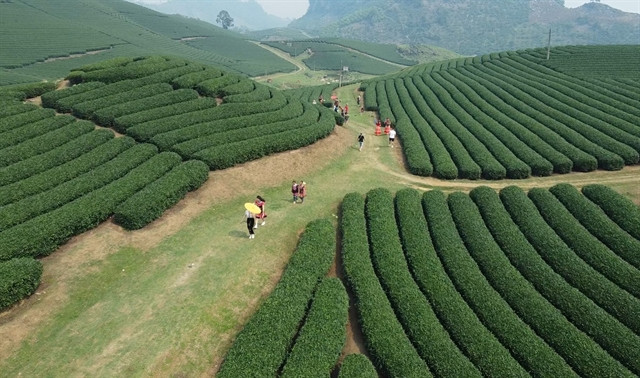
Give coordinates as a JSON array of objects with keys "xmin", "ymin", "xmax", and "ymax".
[
  {"xmin": 252, "ymin": 0, "xmax": 309, "ymax": 19},
  {"xmin": 133, "ymin": 0, "xmax": 639, "ymax": 19},
  {"xmin": 564, "ymin": 0, "xmax": 639, "ymax": 14}
]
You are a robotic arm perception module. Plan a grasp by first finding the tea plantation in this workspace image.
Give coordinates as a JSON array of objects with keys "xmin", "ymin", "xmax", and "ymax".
[
  {"xmin": 0, "ymin": 55, "xmax": 337, "ymax": 310},
  {"xmin": 218, "ymin": 183, "xmax": 640, "ymax": 376},
  {"xmin": 1, "ymin": 33, "xmax": 639, "ymax": 377},
  {"xmin": 363, "ymin": 45, "xmax": 640, "ymax": 179}
]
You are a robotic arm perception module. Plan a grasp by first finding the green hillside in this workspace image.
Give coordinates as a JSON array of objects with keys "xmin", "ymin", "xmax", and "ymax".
[
  {"xmin": 363, "ymin": 45, "xmax": 640, "ymax": 179},
  {"xmin": 0, "ymin": 0, "xmax": 296, "ymax": 84}
]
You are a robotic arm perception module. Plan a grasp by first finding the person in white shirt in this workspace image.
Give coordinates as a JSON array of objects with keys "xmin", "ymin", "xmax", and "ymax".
[
  {"xmin": 244, "ymin": 209, "xmax": 256, "ymax": 239},
  {"xmin": 388, "ymin": 127, "xmax": 396, "ymax": 148}
]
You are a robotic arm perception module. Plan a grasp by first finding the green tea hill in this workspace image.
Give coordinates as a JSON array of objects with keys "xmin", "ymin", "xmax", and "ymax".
[{"xmin": 362, "ymin": 45, "xmax": 640, "ymax": 180}]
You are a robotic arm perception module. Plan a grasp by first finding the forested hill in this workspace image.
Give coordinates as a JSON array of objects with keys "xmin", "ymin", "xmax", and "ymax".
[{"xmin": 289, "ymin": 0, "xmax": 640, "ymax": 55}]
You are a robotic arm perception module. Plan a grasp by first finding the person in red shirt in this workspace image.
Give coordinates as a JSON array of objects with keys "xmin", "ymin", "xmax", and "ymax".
[
  {"xmin": 254, "ymin": 195, "xmax": 267, "ymax": 226},
  {"xmin": 298, "ymin": 181, "xmax": 307, "ymax": 203}
]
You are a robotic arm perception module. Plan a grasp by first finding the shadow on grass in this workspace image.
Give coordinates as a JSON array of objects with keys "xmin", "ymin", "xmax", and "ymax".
[{"xmin": 229, "ymin": 230, "xmax": 248, "ymax": 238}]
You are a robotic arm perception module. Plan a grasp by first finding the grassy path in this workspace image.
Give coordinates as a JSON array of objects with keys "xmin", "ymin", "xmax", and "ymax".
[{"xmin": 0, "ymin": 85, "xmax": 638, "ymax": 376}]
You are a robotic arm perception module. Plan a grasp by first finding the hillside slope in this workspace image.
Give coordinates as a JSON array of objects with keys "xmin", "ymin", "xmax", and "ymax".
[{"xmin": 0, "ymin": 0, "xmax": 296, "ymax": 84}]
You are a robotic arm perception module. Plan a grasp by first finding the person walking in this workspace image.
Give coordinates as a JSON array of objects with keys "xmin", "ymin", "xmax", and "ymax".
[
  {"xmin": 291, "ymin": 180, "xmax": 299, "ymax": 203},
  {"xmin": 254, "ymin": 195, "xmax": 267, "ymax": 226},
  {"xmin": 388, "ymin": 127, "xmax": 396, "ymax": 147},
  {"xmin": 358, "ymin": 133, "xmax": 365, "ymax": 151},
  {"xmin": 298, "ymin": 181, "xmax": 307, "ymax": 203},
  {"xmin": 244, "ymin": 209, "xmax": 256, "ymax": 239}
]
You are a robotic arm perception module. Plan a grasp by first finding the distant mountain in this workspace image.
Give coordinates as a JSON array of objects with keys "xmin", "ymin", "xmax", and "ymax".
[
  {"xmin": 289, "ymin": 0, "xmax": 640, "ymax": 55},
  {"xmin": 131, "ymin": 0, "xmax": 291, "ymax": 30}
]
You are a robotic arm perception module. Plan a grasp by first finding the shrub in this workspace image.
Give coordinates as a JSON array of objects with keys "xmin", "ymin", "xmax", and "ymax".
[
  {"xmin": 73, "ymin": 57, "xmax": 134, "ymax": 72},
  {"xmin": 0, "ymin": 130, "xmax": 115, "ymax": 187},
  {"xmin": 467, "ymin": 65, "xmax": 624, "ymax": 171},
  {"xmin": 127, "ymin": 90, "xmax": 287, "ymax": 141},
  {"xmin": 0, "ymin": 108, "xmax": 56, "ymax": 134},
  {"xmin": 0, "ymin": 136, "xmax": 129, "ymax": 206},
  {"xmin": 550, "ymin": 183, "xmax": 640, "ymax": 270},
  {"xmin": 0, "ymin": 143, "xmax": 161, "ymax": 231},
  {"xmin": 581, "ymin": 184, "xmax": 640, "ymax": 241},
  {"xmin": 223, "ymin": 83, "xmax": 271, "ymax": 103},
  {"xmin": 114, "ymin": 160, "xmax": 209, "ymax": 230},
  {"xmin": 168, "ymin": 102, "xmax": 312, "ymax": 155},
  {"xmin": 281, "ymin": 277, "xmax": 348, "ymax": 377},
  {"xmin": 0, "ymin": 120, "xmax": 94, "ymax": 168},
  {"xmin": 41, "ymin": 81, "xmax": 105, "ymax": 109},
  {"xmin": 470, "ymin": 186, "xmax": 635, "ymax": 378},
  {"xmin": 112, "ymin": 97, "xmax": 217, "ymax": 133},
  {"xmin": 1, "ymin": 81, "xmax": 56, "ymax": 99},
  {"xmin": 339, "ymin": 192, "xmax": 429, "ymax": 377},
  {"xmin": 71, "ymin": 83, "xmax": 173, "ymax": 120},
  {"xmin": 501, "ymin": 185, "xmax": 640, "ymax": 374},
  {"xmin": 0, "ymin": 103, "xmax": 36, "ymax": 119},
  {"xmin": 447, "ymin": 190, "xmax": 584, "ymax": 376},
  {"xmin": 0, "ymin": 149, "xmax": 188, "ymax": 260},
  {"xmin": 395, "ymin": 189, "xmax": 482, "ymax": 376},
  {"xmin": 455, "ymin": 66, "xmax": 597, "ymax": 172},
  {"xmin": 369, "ymin": 188, "xmax": 480, "ymax": 377},
  {"xmin": 528, "ymin": 187, "xmax": 640, "ymax": 305},
  {"xmin": 422, "ymin": 190, "xmax": 529, "ymax": 376},
  {"xmin": 171, "ymin": 68, "xmax": 222, "ymax": 89},
  {"xmin": 218, "ymin": 219, "xmax": 336, "ymax": 377},
  {"xmin": 419, "ymin": 76, "xmax": 509, "ymax": 179},
  {"xmin": 0, "ymin": 258, "xmax": 43, "ymax": 311},
  {"xmin": 77, "ymin": 57, "xmax": 188, "ymax": 83},
  {"xmin": 412, "ymin": 76, "xmax": 482, "ymax": 179},
  {"xmin": 0, "ymin": 114, "xmax": 75, "ymax": 150},
  {"xmin": 194, "ymin": 109, "xmax": 334, "ymax": 170},
  {"xmin": 220, "ymin": 79, "xmax": 255, "ymax": 97},
  {"xmin": 92, "ymin": 88, "xmax": 199, "ymax": 126},
  {"xmin": 338, "ymin": 354, "xmax": 378, "ymax": 378},
  {"xmin": 195, "ymin": 74, "xmax": 241, "ymax": 97}
]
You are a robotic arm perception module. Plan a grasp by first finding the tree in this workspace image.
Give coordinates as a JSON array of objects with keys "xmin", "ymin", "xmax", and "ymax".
[{"xmin": 216, "ymin": 10, "xmax": 234, "ymax": 29}]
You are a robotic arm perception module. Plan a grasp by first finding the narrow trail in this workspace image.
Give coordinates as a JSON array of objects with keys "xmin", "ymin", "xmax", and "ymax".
[{"xmin": 251, "ymin": 41, "xmax": 306, "ymax": 80}]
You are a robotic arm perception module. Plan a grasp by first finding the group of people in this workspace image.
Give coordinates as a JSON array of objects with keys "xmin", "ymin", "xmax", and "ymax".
[
  {"xmin": 357, "ymin": 120, "xmax": 396, "ymax": 151},
  {"xmin": 242, "ymin": 181, "xmax": 308, "ymax": 239},
  {"xmin": 330, "ymin": 98, "xmax": 350, "ymax": 123},
  {"xmin": 291, "ymin": 180, "xmax": 307, "ymax": 204},
  {"xmin": 244, "ymin": 195, "xmax": 266, "ymax": 239}
]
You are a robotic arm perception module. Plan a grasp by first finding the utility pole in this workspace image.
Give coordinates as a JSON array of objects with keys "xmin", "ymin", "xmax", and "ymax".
[{"xmin": 546, "ymin": 29, "xmax": 551, "ymax": 60}]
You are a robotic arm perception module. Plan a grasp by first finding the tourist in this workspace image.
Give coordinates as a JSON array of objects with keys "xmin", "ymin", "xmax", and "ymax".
[
  {"xmin": 291, "ymin": 180, "xmax": 299, "ymax": 203},
  {"xmin": 389, "ymin": 127, "xmax": 396, "ymax": 147},
  {"xmin": 298, "ymin": 181, "xmax": 307, "ymax": 203},
  {"xmin": 244, "ymin": 208, "xmax": 256, "ymax": 239},
  {"xmin": 254, "ymin": 195, "xmax": 267, "ymax": 226},
  {"xmin": 358, "ymin": 133, "xmax": 365, "ymax": 151}
]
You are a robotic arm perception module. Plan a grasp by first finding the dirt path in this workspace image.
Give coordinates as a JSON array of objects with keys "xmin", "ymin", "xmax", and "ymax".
[
  {"xmin": 379, "ymin": 140, "xmax": 640, "ymax": 193},
  {"xmin": 252, "ymin": 41, "xmax": 306, "ymax": 80}
]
